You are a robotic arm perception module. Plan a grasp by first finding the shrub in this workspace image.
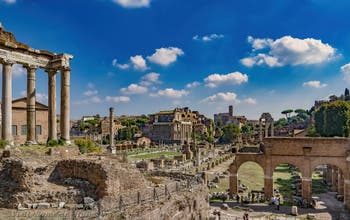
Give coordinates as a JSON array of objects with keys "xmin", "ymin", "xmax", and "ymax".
[
  {"xmin": 0, "ymin": 140, "xmax": 8, "ymax": 149},
  {"xmin": 47, "ymin": 139, "xmax": 59, "ymax": 147},
  {"xmin": 74, "ymin": 139, "xmax": 102, "ymax": 154}
]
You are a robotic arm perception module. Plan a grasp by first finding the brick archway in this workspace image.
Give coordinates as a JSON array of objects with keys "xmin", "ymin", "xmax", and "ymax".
[{"xmin": 229, "ymin": 137, "xmax": 350, "ymax": 210}]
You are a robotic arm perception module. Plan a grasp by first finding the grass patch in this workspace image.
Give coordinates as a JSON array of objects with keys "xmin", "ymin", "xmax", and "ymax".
[
  {"xmin": 18, "ymin": 144, "xmax": 50, "ymax": 155},
  {"xmin": 312, "ymin": 173, "xmax": 328, "ymax": 194},
  {"xmin": 128, "ymin": 151, "xmax": 182, "ymax": 160},
  {"xmin": 273, "ymin": 164, "xmax": 295, "ymax": 202},
  {"xmin": 238, "ymin": 162, "xmax": 264, "ymax": 192}
]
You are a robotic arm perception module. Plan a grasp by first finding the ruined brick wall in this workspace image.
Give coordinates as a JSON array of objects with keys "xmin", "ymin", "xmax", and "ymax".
[{"xmin": 120, "ymin": 185, "xmax": 209, "ymax": 220}]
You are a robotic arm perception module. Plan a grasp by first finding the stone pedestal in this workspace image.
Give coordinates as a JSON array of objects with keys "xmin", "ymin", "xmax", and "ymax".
[{"xmin": 302, "ymin": 177, "xmax": 312, "ymax": 201}]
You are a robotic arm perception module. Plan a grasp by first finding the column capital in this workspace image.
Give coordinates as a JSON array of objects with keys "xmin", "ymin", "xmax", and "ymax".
[
  {"xmin": 0, "ymin": 58, "xmax": 15, "ymax": 66},
  {"xmin": 61, "ymin": 66, "xmax": 71, "ymax": 71},
  {"xmin": 45, "ymin": 68, "xmax": 57, "ymax": 75},
  {"xmin": 23, "ymin": 64, "xmax": 38, "ymax": 71}
]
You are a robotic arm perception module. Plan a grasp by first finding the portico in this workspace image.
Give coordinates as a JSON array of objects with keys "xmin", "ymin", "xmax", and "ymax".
[{"xmin": 0, "ymin": 24, "xmax": 73, "ymax": 144}]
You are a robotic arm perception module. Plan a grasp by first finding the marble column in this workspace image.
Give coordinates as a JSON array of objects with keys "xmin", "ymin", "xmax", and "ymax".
[
  {"xmin": 25, "ymin": 65, "xmax": 37, "ymax": 144},
  {"xmin": 109, "ymin": 107, "xmax": 114, "ymax": 147},
  {"xmin": 1, "ymin": 60, "xmax": 14, "ymax": 144},
  {"xmin": 109, "ymin": 107, "xmax": 116, "ymax": 154},
  {"xmin": 60, "ymin": 67, "xmax": 71, "ymax": 143},
  {"xmin": 47, "ymin": 69, "xmax": 57, "ymax": 141}
]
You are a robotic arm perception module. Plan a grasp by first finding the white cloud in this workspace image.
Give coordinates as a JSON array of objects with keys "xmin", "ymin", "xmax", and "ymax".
[
  {"xmin": 130, "ymin": 55, "xmax": 148, "ymax": 70},
  {"xmin": 112, "ymin": 0, "xmax": 151, "ymax": 8},
  {"xmin": 1, "ymin": 0, "xmax": 16, "ymax": 4},
  {"xmin": 186, "ymin": 81, "xmax": 201, "ymax": 88},
  {"xmin": 243, "ymin": 97, "xmax": 257, "ymax": 104},
  {"xmin": 204, "ymin": 72, "xmax": 248, "ymax": 88},
  {"xmin": 112, "ymin": 59, "xmax": 130, "ymax": 70},
  {"xmin": 140, "ymin": 72, "xmax": 161, "ymax": 86},
  {"xmin": 20, "ymin": 90, "xmax": 48, "ymax": 103},
  {"xmin": 201, "ymin": 92, "xmax": 239, "ymax": 103},
  {"xmin": 83, "ymin": 90, "xmax": 98, "ymax": 96},
  {"xmin": 11, "ymin": 64, "xmax": 26, "ymax": 77},
  {"xmin": 193, "ymin": 34, "xmax": 224, "ymax": 42},
  {"xmin": 105, "ymin": 96, "xmax": 130, "ymax": 102},
  {"xmin": 147, "ymin": 47, "xmax": 184, "ymax": 66},
  {"xmin": 90, "ymin": 96, "xmax": 103, "ymax": 103},
  {"xmin": 302, "ymin": 80, "xmax": 328, "ymax": 88},
  {"xmin": 341, "ymin": 63, "xmax": 350, "ymax": 84},
  {"xmin": 150, "ymin": 88, "xmax": 189, "ymax": 98},
  {"xmin": 120, "ymin": 83, "xmax": 148, "ymax": 94},
  {"xmin": 241, "ymin": 36, "xmax": 336, "ymax": 67}
]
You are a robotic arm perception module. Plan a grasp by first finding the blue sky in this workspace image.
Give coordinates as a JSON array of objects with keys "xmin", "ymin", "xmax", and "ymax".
[{"xmin": 1, "ymin": 0, "xmax": 350, "ymax": 120}]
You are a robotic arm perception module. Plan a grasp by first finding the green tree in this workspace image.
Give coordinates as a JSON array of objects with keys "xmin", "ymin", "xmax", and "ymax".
[
  {"xmin": 314, "ymin": 100, "xmax": 350, "ymax": 137},
  {"xmin": 241, "ymin": 124, "xmax": 253, "ymax": 134},
  {"xmin": 274, "ymin": 118, "xmax": 288, "ymax": 129},
  {"xmin": 219, "ymin": 124, "xmax": 240, "ymax": 143},
  {"xmin": 281, "ymin": 109, "xmax": 293, "ymax": 120}
]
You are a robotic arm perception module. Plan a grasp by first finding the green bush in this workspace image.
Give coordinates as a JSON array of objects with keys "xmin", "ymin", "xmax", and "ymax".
[
  {"xmin": 74, "ymin": 139, "xmax": 102, "ymax": 154},
  {"xmin": 47, "ymin": 139, "xmax": 59, "ymax": 147},
  {"xmin": 0, "ymin": 140, "xmax": 8, "ymax": 149}
]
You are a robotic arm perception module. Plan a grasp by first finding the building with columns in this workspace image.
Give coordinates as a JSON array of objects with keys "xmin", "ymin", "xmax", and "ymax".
[{"xmin": 0, "ymin": 24, "xmax": 72, "ymax": 145}]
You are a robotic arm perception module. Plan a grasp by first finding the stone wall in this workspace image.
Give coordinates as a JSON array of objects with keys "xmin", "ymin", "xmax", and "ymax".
[{"xmin": 120, "ymin": 185, "xmax": 209, "ymax": 220}]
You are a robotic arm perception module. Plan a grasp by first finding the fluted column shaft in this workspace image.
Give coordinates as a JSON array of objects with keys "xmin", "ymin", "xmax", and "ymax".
[
  {"xmin": 60, "ymin": 68, "xmax": 70, "ymax": 142},
  {"xmin": 1, "ymin": 60, "xmax": 13, "ymax": 143},
  {"xmin": 25, "ymin": 65, "xmax": 37, "ymax": 144},
  {"xmin": 47, "ymin": 69, "xmax": 57, "ymax": 141}
]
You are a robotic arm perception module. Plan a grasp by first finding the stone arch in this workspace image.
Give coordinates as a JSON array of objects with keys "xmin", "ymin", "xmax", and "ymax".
[
  {"xmin": 229, "ymin": 156, "xmax": 266, "ymax": 195},
  {"xmin": 310, "ymin": 157, "xmax": 347, "ymax": 179},
  {"xmin": 311, "ymin": 159, "xmax": 347, "ymax": 202},
  {"xmin": 271, "ymin": 157, "xmax": 307, "ymax": 178},
  {"xmin": 272, "ymin": 162, "xmax": 302, "ymax": 202},
  {"xmin": 259, "ymin": 112, "xmax": 274, "ymax": 141}
]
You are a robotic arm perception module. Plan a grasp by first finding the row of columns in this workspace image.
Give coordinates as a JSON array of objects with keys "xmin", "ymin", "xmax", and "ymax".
[{"xmin": 1, "ymin": 59, "xmax": 71, "ymax": 144}]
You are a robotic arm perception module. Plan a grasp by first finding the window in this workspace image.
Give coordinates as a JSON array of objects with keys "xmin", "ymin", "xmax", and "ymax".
[
  {"xmin": 12, "ymin": 125, "xmax": 17, "ymax": 136},
  {"xmin": 36, "ymin": 125, "xmax": 42, "ymax": 135},
  {"xmin": 21, "ymin": 125, "xmax": 27, "ymax": 135}
]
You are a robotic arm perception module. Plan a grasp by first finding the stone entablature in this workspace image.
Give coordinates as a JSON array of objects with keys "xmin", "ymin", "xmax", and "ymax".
[{"xmin": 0, "ymin": 24, "xmax": 72, "ymax": 144}]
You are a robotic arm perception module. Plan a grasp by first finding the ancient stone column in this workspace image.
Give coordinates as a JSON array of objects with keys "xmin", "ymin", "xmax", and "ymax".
[
  {"xmin": 25, "ymin": 65, "xmax": 37, "ymax": 144},
  {"xmin": 338, "ymin": 171, "xmax": 344, "ymax": 195},
  {"xmin": 47, "ymin": 69, "xmax": 57, "ymax": 141},
  {"xmin": 332, "ymin": 166, "xmax": 338, "ymax": 192},
  {"xmin": 1, "ymin": 60, "xmax": 14, "ymax": 144},
  {"xmin": 344, "ymin": 180, "xmax": 350, "ymax": 208},
  {"xmin": 60, "ymin": 67, "xmax": 71, "ymax": 144},
  {"xmin": 109, "ymin": 107, "xmax": 115, "ymax": 153},
  {"xmin": 302, "ymin": 177, "xmax": 312, "ymax": 201}
]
